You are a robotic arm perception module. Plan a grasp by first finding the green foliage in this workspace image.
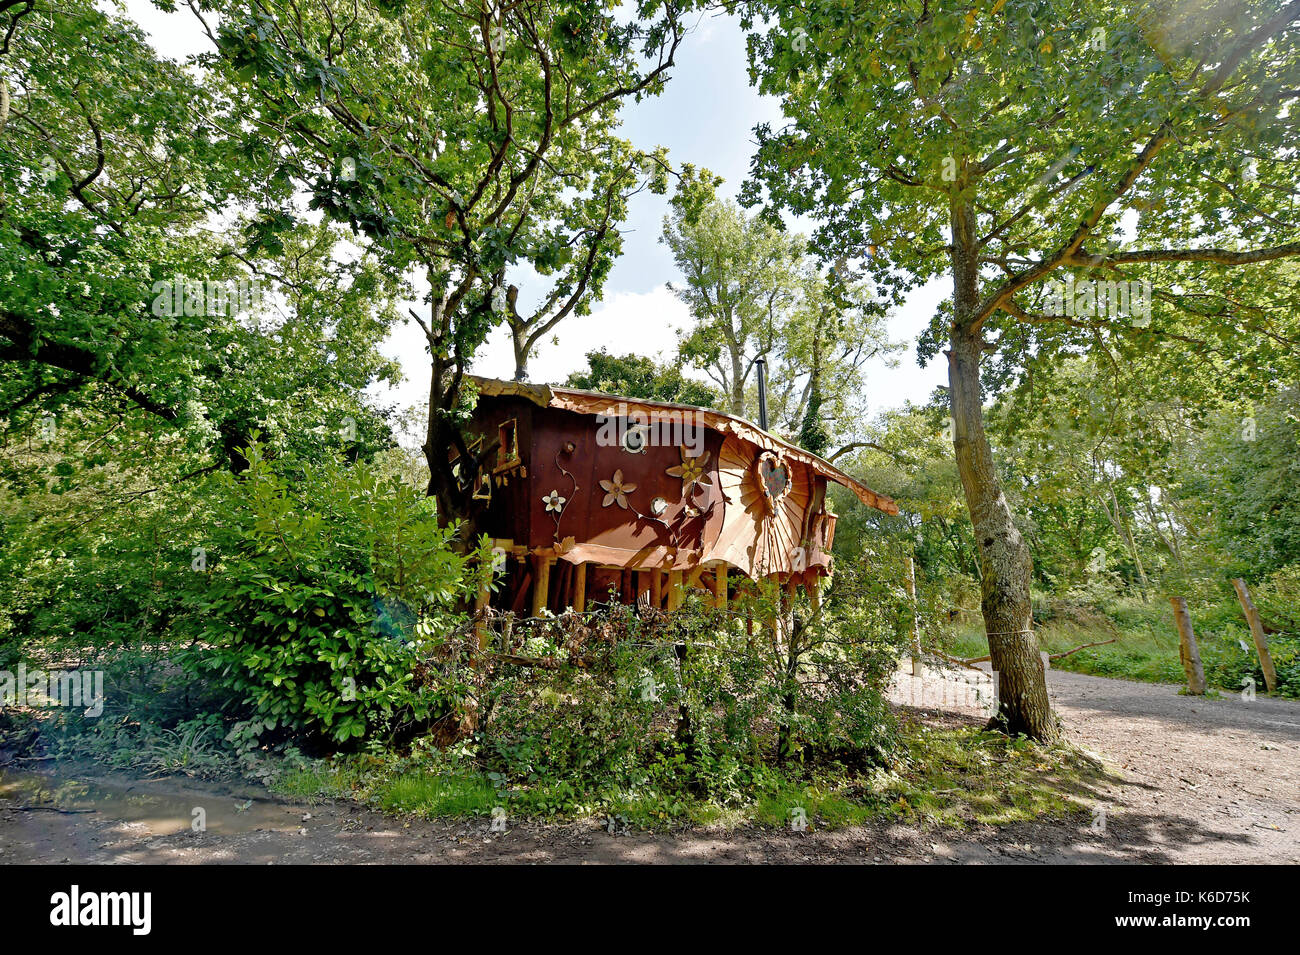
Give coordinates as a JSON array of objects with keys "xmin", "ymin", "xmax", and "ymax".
[
  {"xmin": 565, "ymin": 348, "xmax": 721, "ymax": 407},
  {"xmin": 663, "ymin": 197, "xmax": 896, "ymax": 443},
  {"xmin": 186, "ymin": 445, "xmax": 488, "ymax": 745}
]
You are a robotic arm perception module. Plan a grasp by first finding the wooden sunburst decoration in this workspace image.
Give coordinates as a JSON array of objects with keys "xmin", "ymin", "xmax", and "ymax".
[{"xmin": 755, "ymin": 450, "xmax": 791, "ymax": 513}]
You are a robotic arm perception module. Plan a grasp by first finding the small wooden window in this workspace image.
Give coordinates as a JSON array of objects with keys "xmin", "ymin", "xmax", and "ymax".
[{"xmin": 495, "ymin": 418, "xmax": 521, "ymax": 471}]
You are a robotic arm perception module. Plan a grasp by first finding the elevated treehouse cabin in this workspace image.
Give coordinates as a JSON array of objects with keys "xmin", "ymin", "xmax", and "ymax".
[{"xmin": 460, "ymin": 377, "xmax": 898, "ymax": 616}]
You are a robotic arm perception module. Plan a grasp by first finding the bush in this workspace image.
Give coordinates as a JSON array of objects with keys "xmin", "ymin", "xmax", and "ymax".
[
  {"xmin": 473, "ymin": 565, "xmax": 907, "ymax": 811},
  {"xmin": 185, "ymin": 444, "xmax": 487, "ymax": 746}
]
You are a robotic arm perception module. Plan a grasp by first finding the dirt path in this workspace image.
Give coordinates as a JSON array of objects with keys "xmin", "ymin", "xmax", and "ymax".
[{"xmin": 2, "ymin": 669, "xmax": 1297, "ymax": 864}]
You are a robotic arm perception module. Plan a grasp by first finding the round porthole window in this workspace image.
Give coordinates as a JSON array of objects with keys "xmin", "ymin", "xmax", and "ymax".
[
  {"xmin": 650, "ymin": 496, "xmax": 668, "ymax": 516},
  {"xmin": 622, "ymin": 425, "xmax": 649, "ymax": 454}
]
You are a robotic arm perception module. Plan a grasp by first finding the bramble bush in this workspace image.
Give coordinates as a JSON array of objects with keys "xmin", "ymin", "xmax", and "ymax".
[{"xmin": 473, "ymin": 562, "xmax": 910, "ymax": 809}]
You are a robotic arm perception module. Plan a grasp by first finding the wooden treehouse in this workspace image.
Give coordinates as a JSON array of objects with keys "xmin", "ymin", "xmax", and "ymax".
[{"xmin": 460, "ymin": 377, "xmax": 898, "ymax": 617}]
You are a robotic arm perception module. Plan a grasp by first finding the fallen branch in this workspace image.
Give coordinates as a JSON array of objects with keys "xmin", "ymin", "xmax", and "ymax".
[
  {"xmin": 1, "ymin": 805, "xmax": 96, "ymax": 814},
  {"xmin": 1048, "ymin": 638, "xmax": 1117, "ymax": 661},
  {"xmin": 958, "ymin": 637, "xmax": 1117, "ymax": 667},
  {"xmin": 927, "ymin": 649, "xmax": 989, "ymax": 673}
]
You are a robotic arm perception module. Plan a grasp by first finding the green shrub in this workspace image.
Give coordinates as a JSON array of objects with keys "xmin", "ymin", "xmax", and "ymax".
[{"xmin": 185, "ymin": 443, "xmax": 487, "ymax": 746}]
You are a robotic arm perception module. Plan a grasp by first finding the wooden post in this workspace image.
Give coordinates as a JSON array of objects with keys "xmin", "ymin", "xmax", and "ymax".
[
  {"xmin": 713, "ymin": 564, "xmax": 728, "ymax": 610},
  {"xmin": 572, "ymin": 562, "xmax": 587, "ymax": 613},
  {"xmin": 650, "ymin": 569, "xmax": 662, "ymax": 608},
  {"xmin": 1170, "ymin": 597, "xmax": 1206, "ymax": 695},
  {"xmin": 531, "ymin": 555, "xmax": 553, "ymax": 617},
  {"xmin": 906, "ymin": 556, "xmax": 922, "ymax": 676},
  {"xmin": 1232, "ymin": 578, "xmax": 1278, "ymax": 693},
  {"xmin": 666, "ymin": 569, "xmax": 684, "ymax": 611},
  {"xmin": 804, "ymin": 575, "xmax": 820, "ymax": 612}
]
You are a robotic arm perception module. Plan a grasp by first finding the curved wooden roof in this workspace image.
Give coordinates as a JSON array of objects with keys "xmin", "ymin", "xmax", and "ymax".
[{"xmin": 470, "ymin": 376, "xmax": 899, "ymax": 516}]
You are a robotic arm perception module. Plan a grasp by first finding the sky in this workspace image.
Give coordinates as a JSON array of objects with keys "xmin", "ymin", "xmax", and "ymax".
[{"xmin": 120, "ymin": 1, "xmax": 949, "ymax": 424}]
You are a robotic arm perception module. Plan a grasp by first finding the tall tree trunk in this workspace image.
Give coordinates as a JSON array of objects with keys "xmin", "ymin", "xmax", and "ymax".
[
  {"xmin": 798, "ymin": 321, "xmax": 829, "ymax": 454},
  {"xmin": 511, "ymin": 327, "xmax": 529, "ymax": 382},
  {"xmin": 420, "ymin": 292, "xmax": 481, "ymax": 539},
  {"xmin": 1107, "ymin": 482, "xmax": 1150, "ymax": 592},
  {"xmin": 729, "ymin": 346, "xmax": 744, "ymax": 417},
  {"xmin": 948, "ymin": 198, "xmax": 1058, "ymax": 742}
]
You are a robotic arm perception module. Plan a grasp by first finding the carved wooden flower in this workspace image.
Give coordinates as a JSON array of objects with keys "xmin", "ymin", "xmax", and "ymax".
[
  {"xmin": 666, "ymin": 447, "xmax": 710, "ymax": 490},
  {"xmin": 542, "ymin": 489, "xmax": 566, "ymax": 513},
  {"xmin": 599, "ymin": 469, "xmax": 636, "ymax": 509}
]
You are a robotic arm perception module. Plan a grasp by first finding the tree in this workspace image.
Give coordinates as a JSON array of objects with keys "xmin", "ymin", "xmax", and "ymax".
[
  {"xmin": 565, "ymin": 348, "xmax": 721, "ymax": 406},
  {"xmin": 499, "ymin": 143, "xmax": 668, "ymax": 382},
  {"xmin": 0, "ymin": 1, "xmax": 402, "ymax": 473},
  {"xmin": 763, "ymin": 269, "xmax": 896, "ymax": 455},
  {"xmin": 741, "ymin": 0, "xmax": 1300, "ymax": 739},
  {"xmin": 665, "ymin": 198, "xmax": 895, "ymax": 449},
  {"xmin": 196, "ymin": 0, "xmax": 690, "ymax": 527},
  {"xmin": 663, "ymin": 197, "xmax": 805, "ymax": 416}
]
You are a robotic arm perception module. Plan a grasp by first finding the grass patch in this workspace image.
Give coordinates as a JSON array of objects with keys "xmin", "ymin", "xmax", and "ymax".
[
  {"xmin": 375, "ymin": 772, "xmax": 499, "ymax": 817},
  {"xmin": 751, "ymin": 725, "xmax": 1099, "ymax": 830}
]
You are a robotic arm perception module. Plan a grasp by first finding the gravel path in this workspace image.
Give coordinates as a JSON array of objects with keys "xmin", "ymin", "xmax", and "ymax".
[{"xmin": 2, "ymin": 669, "xmax": 1297, "ymax": 864}]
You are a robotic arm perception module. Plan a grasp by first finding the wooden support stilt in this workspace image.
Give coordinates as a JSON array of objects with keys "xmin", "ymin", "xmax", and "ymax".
[
  {"xmin": 772, "ymin": 577, "xmax": 787, "ymax": 649},
  {"xmin": 713, "ymin": 564, "xmax": 728, "ymax": 609},
  {"xmin": 804, "ymin": 574, "xmax": 820, "ymax": 612},
  {"xmin": 531, "ymin": 555, "xmax": 553, "ymax": 617},
  {"xmin": 1232, "ymin": 578, "xmax": 1278, "ymax": 693},
  {"xmin": 650, "ymin": 569, "xmax": 662, "ymax": 608},
  {"xmin": 572, "ymin": 562, "xmax": 587, "ymax": 613},
  {"xmin": 666, "ymin": 569, "xmax": 684, "ymax": 611}
]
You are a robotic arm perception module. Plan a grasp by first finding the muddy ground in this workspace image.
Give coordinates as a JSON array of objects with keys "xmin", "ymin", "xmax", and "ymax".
[{"xmin": 2, "ymin": 668, "xmax": 1297, "ymax": 864}]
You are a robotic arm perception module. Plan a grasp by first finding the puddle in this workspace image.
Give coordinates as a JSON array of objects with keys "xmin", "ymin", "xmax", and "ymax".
[{"xmin": 0, "ymin": 767, "xmax": 306, "ymax": 836}]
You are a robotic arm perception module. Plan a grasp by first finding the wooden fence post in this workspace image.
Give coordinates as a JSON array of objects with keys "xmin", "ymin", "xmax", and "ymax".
[
  {"xmin": 1169, "ymin": 596, "xmax": 1206, "ymax": 695},
  {"xmin": 1232, "ymin": 578, "xmax": 1278, "ymax": 693}
]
